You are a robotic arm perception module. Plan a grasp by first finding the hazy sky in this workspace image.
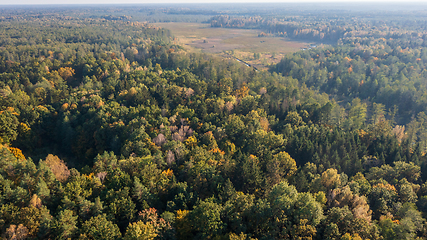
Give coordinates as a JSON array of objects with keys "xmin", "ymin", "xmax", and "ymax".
[{"xmin": 0, "ymin": 0, "xmax": 424, "ymax": 5}]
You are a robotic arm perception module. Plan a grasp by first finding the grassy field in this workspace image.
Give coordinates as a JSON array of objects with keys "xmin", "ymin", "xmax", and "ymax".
[{"xmin": 154, "ymin": 22, "xmax": 322, "ymax": 70}]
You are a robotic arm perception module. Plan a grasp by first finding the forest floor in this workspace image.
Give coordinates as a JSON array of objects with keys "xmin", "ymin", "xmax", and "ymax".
[{"xmin": 153, "ymin": 22, "xmax": 322, "ymax": 70}]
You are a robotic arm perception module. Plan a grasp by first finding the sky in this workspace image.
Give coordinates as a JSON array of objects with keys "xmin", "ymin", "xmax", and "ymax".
[{"xmin": 0, "ymin": 0, "xmax": 425, "ymax": 5}]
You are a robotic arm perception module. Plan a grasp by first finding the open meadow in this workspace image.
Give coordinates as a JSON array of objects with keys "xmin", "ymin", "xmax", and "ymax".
[{"xmin": 154, "ymin": 22, "xmax": 319, "ymax": 70}]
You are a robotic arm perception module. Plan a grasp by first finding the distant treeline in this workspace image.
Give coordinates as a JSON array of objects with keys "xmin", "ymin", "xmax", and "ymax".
[{"xmin": 209, "ymin": 14, "xmax": 427, "ymax": 44}]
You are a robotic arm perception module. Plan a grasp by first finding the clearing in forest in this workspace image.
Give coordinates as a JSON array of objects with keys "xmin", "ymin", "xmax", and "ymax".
[{"xmin": 154, "ymin": 22, "xmax": 321, "ymax": 70}]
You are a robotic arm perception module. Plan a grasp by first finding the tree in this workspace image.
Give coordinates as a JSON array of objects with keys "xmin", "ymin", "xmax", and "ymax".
[
  {"xmin": 368, "ymin": 183, "xmax": 398, "ymax": 219},
  {"xmin": 175, "ymin": 209, "xmax": 193, "ymax": 240},
  {"xmin": 320, "ymin": 206, "xmax": 378, "ymax": 240},
  {"xmin": 54, "ymin": 209, "xmax": 78, "ymax": 240},
  {"xmin": 320, "ymin": 168, "xmax": 341, "ymax": 190},
  {"xmin": 394, "ymin": 203, "xmax": 425, "ymax": 239},
  {"xmin": 224, "ymin": 192, "xmax": 255, "ymax": 234},
  {"xmin": 327, "ymin": 186, "xmax": 372, "ymax": 223},
  {"xmin": 105, "ymin": 188, "xmax": 136, "ymax": 231},
  {"xmin": 137, "ymin": 208, "xmax": 175, "ymax": 240},
  {"xmin": 124, "ymin": 221, "xmax": 157, "ymax": 240},
  {"xmin": 190, "ymin": 198, "xmax": 225, "ymax": 239},
  {"xmin": 345, "ymin": 98, "xmax": 367, "ymax": 130},
  {"xmin": 58, "ymin": 67, "xmax": 75, "ymax": 82},
  {"xmin": 133, "ymin": 177, "xmax": 153, "ymax": 210},
  {"xmin": 397, "ymin": 179, "xmax": 417, "ymax": 203},
  {"xmin": 79, "ymin": 214, "xmax": 121, "ymax": 240},
  {"xmin": 240, "ymin": 154, "xmax": 263, "ymax": 194},
  {"xmin": 290, "ymin": 219, "xmax": 317, "ymax": 240},
  {"xmin": 93, "ymin": 151, "xmax": 118, "ymax": 173},
  {"xmin": 285, "ymin": 111, "xmax": 303, "ymax": 127},
  {"xmin": 4, "ymin": 224, "xmax": 29, "ymax": 240},
  {"xmin": 0, "ymin": 110, "xmax": 19, "ymax": 144},
  {"xmin": 370, "ymin": 103, "xmax": 386, "ymax": 125},
  {"xmin": 267, "ymin": 151, "xmax": 297, "ymax": 186},
  {"xmin": 44, "ymin": 154, "xmax": 70, "ymax": 183},
  {"xmin": 267, "ymin": 181, "xmax": 323, "ymax": 239}
]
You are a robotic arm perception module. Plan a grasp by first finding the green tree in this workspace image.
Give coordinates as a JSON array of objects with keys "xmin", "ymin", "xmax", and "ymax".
[
  {"xmin": 54, "ymin": 209, "xmax": 78, "ymax": 240},
  {"xmin": 0, "ymin": 110, "xmax": 19, "ymax": 144},
  {"xmin": 267, "ymin": 151, "xmax": 297, "ymax": 186},
  {"xmin": 190, "ymin": 198, "xmax": 225, "ymax": 239},
  {"xmin": 124, "ymin": 221, "xmax": 157, "ymax": 240},
  {"xmin": 79, "ymin": 214, "xmax": 121, "ymax": 240},
  {"xmin": 345, "ymin": 98, "xmax": 367, "ymax": 130}
]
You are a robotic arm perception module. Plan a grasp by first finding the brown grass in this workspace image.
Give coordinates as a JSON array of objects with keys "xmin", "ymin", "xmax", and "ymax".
[{"xmin": 154, "ymin": 22, "xmax": 323, "ymax": 70}]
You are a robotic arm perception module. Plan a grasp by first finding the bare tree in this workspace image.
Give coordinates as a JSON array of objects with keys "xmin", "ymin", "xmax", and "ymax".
[
  {"xmin": 44, "ymin": 154, "xmax": 70, "ymax": 183},
  {"xmin": 4, "ymin": 224, "xmax": 29, "ymax": 240},
  {"xmin": 153, "ymin": 133, "xmax": 167, "ymax": 146},
  {"xmin": 166, "ymin": 150, "xmax": 175, "ymax": 166},
  {"xmin": 184, "ymin": 88, "xmax": 194, "ymax": 98},
  {"xmin": 96, "ymin": 172, "xmax": 107, "ymax": 184}
]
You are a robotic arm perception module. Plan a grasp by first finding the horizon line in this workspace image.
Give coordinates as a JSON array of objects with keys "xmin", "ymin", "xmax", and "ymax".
[{"xmin": 1, "ymin": 1, "xmax": 427, "ymax": 5}]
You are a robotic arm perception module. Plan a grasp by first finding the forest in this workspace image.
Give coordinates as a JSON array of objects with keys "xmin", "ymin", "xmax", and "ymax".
[{"xmin": 1, "ymin": 3, "xmax": 427, "ymax": 240}]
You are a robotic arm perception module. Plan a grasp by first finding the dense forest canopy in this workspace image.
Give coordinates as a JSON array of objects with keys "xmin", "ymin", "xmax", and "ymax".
[{"xmin": 1, "ymin": 3, "xmax": 427, "ymax": 240}]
